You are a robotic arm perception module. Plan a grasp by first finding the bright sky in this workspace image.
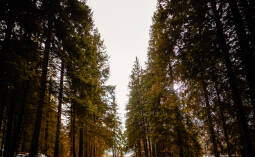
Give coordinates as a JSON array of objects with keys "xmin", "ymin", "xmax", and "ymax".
[{"xmin": 87, "ymin": 0, "xmax": 157, "ymax": 126}]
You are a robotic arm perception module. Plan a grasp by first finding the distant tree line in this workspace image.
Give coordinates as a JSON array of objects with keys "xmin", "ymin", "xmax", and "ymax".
[
  {"xmin": 0, "ymin": 0, "xmax": 123, "ymax": 157},
  {"xmin": 125, "ymin": 0, "xmax": 255, "ymax": 157}
]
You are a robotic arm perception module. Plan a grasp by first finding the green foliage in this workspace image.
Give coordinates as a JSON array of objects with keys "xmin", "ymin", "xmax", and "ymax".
[
  {"xmin": 126, "ymin": 0, "xmax": 255, "ymax": 156},
  {"xmin": 0, "ymin": 0, "xmax": 120, "ymax": 156}
]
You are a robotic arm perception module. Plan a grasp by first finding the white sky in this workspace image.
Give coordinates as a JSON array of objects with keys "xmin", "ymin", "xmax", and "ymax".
[{"xmin": 87, "ymin": 0, "xmax": 157, "ymax": 126}]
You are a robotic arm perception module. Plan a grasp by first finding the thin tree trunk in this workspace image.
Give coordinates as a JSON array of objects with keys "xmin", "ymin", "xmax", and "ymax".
[
  {"xmin": 44, "ymin": 79, "xmax": 52, "ymax": 155},
  {"xmin": 0, "ymin": 88, "xmax": 7, "ymax": 134},
  {"xmin": 152, "ymin": 142, "xmax": 156, "ymax": 157},
  {"xmin": 156, "ymin": 143, "xmax": 160, "ymax": 157},
  {"xmin": 21, "ymin": 131, "xmax": 26, "ymax": 152},
  {"xmin": 44, "ymin": 111, "xmax": 49, "ymax": 154},
  {"xmin": 137, "ymin": 141, "xmax": 142, "ymax": 157},
  {"xmin": 143, "ymin": 138, "xmax": 148, "ymax": 157},
  {"xmin": 78, "ymin": 128, "xmax": 83, "ymax": 157},
  {"xmin": 29, "ymin": 26, "xmax": 51, "ymax": 157},
  {"xmin": 89, "ymin": 138, "xmax": 92, "ymax": 157},
  {"xmin": 214, "ymin": 83, "xmax": 232, "ymax": 157},
  {"xmin": 84, "ymin": 130, "xmax": 88, "ymax": 157},
  {"xmin": 93, "ymin": 144, "xmax": 96, "ymax": 157},
  {"xmin": 54, "ymin": 60, "xmax": 65, "ymax": 157},
  {"xmin": 201, "ymin": 80, "xmax": 219, "ymax": 157},
  {"xmin": 0, "ymin": 102, "xmax": 4, "ymax": 135},
  {"xmin": 147, "ymin": 137, "xmax": 152, "ymax": 157},
  {"xmin": 0, "ymin": 119, "xmax": 6, "ymax": 152},
  {"xmin": 72, "ymin": 104, "xmax": 76, "ymax": 157},
  {"xmin": 175, "ymin": 108, "xmax": 184, "ymax": 157}
]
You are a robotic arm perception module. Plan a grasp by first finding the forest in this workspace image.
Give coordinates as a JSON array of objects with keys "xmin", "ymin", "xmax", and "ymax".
[
  {"xmin": 0, "ymin": 0, "xmax": 255, "ymax": 157},
  {"xmin": 0, "ymin": 0, "xmax": 123, "ymax": 157},
  {"xmin": 125, "ymin": 0, "xmax": 255, "ymax": 157}
]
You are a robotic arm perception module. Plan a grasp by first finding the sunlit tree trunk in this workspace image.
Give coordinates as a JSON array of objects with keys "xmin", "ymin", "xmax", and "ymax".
[
  {"xmin": 54, "ymin": 60, "xmax": 65, "ymax": 157},
  {"xmin": 147, "ymin": 137, "xmax": 152, "ymax": 157}
]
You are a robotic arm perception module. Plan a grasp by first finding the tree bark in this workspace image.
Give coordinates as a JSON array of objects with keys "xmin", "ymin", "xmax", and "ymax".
[
  {"xmin": 44, "ymin": 79, "xmax": 52, "ymax": 155},
  {"xmin": 0, "ymin": 87, "xmax": 7, "ymax": 134},
  {"xmin": 3, "ymin": 89, "xmax": 17, "ymax": 157},
  {"xmin": 0, "ymin": 120, "xmax": 6, "ymax": 152},
  {"xmin": 137, "ymin": 141, "xmax": 142, "ymax": 157},
  {"xmin": 72, "ymin": 104, "xmax": 76, "ymax": 157},
  {"xmin": 84, "ymin": 130, "xmax": 88, "ymax": 157},
  {"xmin": 175, "ymin": 107, "xmax": 184, "ymax": 157},
  {"xmin": 147, "ymin": 137, "xmax": 152, "ymax": 157},
  {"xmin": 214, "ymin": 83, "xmax": 232, "ymax": 157},
  {"xmin": 201, "ymin": 80, "xmax": 219, "ymax": 157},
  {"xmin": 54, "ymin": 60, "xmax": 65, "ymax": 157},
  {"xmin": 143, "ymin": 137, "xmax": 149, "ymax": 157},
  {"xmin": 12, "ymin": 81, "xmax": 29, "ymax": 156},
  {"xmin": 78, "ymin": 128, "xmax": 83, "ymax": 157},
  {"xmin": 29, "ymin": 25, "xmax": 51, "ymax": 157}
]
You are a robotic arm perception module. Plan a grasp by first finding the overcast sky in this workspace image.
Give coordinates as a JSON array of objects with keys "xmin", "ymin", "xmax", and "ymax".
[{"xmin": 87, "ymin": 0, "xmax": 157, "ymax": 126}]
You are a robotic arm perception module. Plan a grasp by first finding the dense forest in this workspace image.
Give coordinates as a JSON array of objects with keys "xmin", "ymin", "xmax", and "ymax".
[
  {"xmin": 125, "ymin": 0, "xmax": 255, "ymax": 157},
  {"xmin": 0, "ymin": 0, "xmax": 123, "ymax": 157},
  {"xmin": 1, "ymin": 0, "xmax": 255, "ymax": 157}
]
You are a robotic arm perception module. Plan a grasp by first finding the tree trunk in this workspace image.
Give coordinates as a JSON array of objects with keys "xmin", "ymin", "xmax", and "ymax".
[
  {"xmin": 0, "ymin": 87, "xmax": 7, "ymax": 134},
  {"xmin": 93, "ymin": 144, "xmax": 96, "ymax": 157},
  {"xmin": 29, "ymin": 26, "xmax": 51, "ymax": 157},
  {"xmin": 44, "ymin": 79, "xmax": 52, "ymax": 155},
  {"xmin": 0, "ymin": 119, "xmax": 6, "ymax": 152},
  {"xmin": 137, "ymin": 141, "xmax": 142, "ymax": 157},
  {"xmin": 44, "ymin": 110, "xmax": 49, "ymax": 154},
  {"xmin": 72, "ymin": 104, "xmax": 76, "ymax": 157},
  {"xmin": 3, "ymin": 89, "xmax": 16, "ymax": 157},
  {"xmin": 152, "ymin": 142, "xmax": 156, "ymax": 157},
  {"xmin": 201, "ymin": 80, "xmax": 219, "ymax": 157},
  {"xmin": 21, "ymin": 131, "xmax": 26, "ymax": 152},
  {"xmin": 175, "ymin": 108, "xmax": 184, "ymax": 157},
  {"xmin": 78, "ymin": 128, "xmax": 83, "ymax": 157},
  {"xmin": 214, "ymin": 83, "xmax": 232, "ymax": 157},
  {"xmin": 12, "ymin": 81, "xmax": 29, "ymax": 156},
  {"xmin": 210, "ymin": 0, "xmax": 253, "ymax": 156},
  {"xmin": 84, "ymin": 130, "xmax": 88, "ymax": 157},
  {"xmin": 54, "ymin": 60, "xmax": 65, "ymax": 157},
  {"xmin": 156, "ymin": 143, "xmax": 160, "ymax": 157},
  {"xmin": 147, "ymin": 137, "xmax": 152, "ymax": 157},
  {"xmin": 143, "ymin": 138, "xmax": 149, "ymax": 157},
  {"xmin": 89, "ymin": 138, "xmax": 92, "ymax": 157}
]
